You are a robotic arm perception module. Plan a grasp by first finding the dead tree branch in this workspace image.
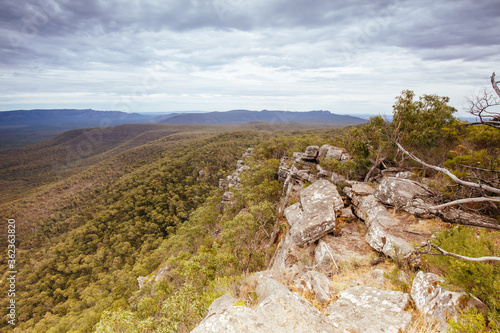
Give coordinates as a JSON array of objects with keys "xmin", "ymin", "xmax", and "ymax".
[
  {"xmin": 465, "ymin": 72, "xmax": 500, "ymax": 129},
  {"xmin": 429, "ymin": 197, "xmax": 500, "ymax": 210},
  {"xmin": 407, "ymin": 241, "xmax": 500, "ymax": 263},
  {"xmin": 396, "ymin": 142, "xmax": 500, "ymax": 195},
  {"xmin": 429, "ymin": 242, "xmax": 500, "ymax": 262}
]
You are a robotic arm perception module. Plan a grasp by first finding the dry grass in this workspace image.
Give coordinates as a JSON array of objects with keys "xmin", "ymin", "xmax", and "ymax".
[{"xmin": 405, "ymin": 310, "xmax": 442, "ymax": 333}]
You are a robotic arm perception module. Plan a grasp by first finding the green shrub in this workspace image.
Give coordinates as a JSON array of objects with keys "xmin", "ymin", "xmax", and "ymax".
[{"xmin": 425, "ymin": 227, "xmax": 500, "ymax": 324}]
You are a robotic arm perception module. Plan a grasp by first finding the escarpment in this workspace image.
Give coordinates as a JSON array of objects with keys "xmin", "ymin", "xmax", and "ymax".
[{"xmin": 189, "ymin": 145, "xmax": 489, "ymax": 332}]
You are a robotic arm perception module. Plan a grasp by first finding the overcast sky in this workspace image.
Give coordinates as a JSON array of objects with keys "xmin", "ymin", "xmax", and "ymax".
[{"xmin": 0, "ymin": 0, "xmax": 499, "ymax": 116}]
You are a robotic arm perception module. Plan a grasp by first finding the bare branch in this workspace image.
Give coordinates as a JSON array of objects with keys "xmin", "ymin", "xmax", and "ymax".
[
  {"xmin": 396, "ymin": 141, "xmax": 500, "ymax": 195},
  {"xmin": 429, "ymin": 197, "xmax": 500, "ymax": 209},
  {"xmin": 438, "ymin": 209, "xmax": 500, "ymax": 231},
  {"xmin": 429, "ymin": 242, "xmax": 500, "ymax": 262}
]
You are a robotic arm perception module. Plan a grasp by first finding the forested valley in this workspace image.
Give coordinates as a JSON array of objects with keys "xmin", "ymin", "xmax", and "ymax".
[{"xmin": 1, "ymin": 87, "xmax": 499, "ymax": 332}]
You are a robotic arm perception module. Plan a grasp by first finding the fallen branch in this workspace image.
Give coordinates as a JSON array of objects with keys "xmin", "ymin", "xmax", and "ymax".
[
  {"xmin": 406, "ymin": 241, "xmax": 500, "ymax": 263},
  {"xmin": 395, "ymin": 142, "xmax": 500, "ymax": 195},
  {"xmin": 429, "ymin": 196, "xmax": 500, "ymax": 210},
  {"xmin": 429, "ymin": 242, "xmax": 500, "ymax": 262}
]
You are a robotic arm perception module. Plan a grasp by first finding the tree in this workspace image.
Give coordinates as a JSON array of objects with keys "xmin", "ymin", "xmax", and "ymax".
[
  {"xmin": 391, "ymin": 90, "xmax": 457, "ymax": 166},
  {"xmin": 466, "ymin": 72, "xmax": 500, "ymax": 129},
  {"xmin": 394, "ymin": 74, "xmax": 499, "ymax": 230}
]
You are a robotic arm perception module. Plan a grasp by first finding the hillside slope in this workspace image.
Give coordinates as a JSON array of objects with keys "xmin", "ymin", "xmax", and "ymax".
[{"xmin": 160, "ymin": 110, "xmax": 366, "ymax": 125}]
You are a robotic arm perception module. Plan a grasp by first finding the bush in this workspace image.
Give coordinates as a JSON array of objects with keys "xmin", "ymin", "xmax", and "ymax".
[{"xmin": 424, "ymin": 226, "xmax": 500, "ymax": 325}]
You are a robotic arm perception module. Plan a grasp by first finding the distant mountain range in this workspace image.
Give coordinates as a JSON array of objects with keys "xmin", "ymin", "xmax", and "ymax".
[
  {"xmin": 0, "ymin": 109, "xmax": 148, "ymax": 128},
  {"xmin": 159, "ymin": 110, "xmax": 366, "ymax": 125},
  {"xmin": 0, "ymin": 109, "xmax": 366, "ymax": 127}
]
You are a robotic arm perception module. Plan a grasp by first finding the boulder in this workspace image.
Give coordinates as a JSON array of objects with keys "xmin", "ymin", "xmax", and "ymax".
[
  {"xmin": 290, "ymin": 180, "xmax": 343, "ymax": 246},
  {"xmin": 270, "ymin": 230, "xmax": 315, "ymax": 272},
  {"xmin": 192, "ymin": 277, "xmax": 345, "ymax": 333},
  {"xmin": 154, "ymin": 266, "xmax": 170, "ymax": 283},
  {"xmin": 345, "ymin": 183, "xmax": 414, "ymax": 258},
  {"xmin": 340, "ymin": 207, "xmax": 355, "ymax": 220},
  {"xmin": 283, "ymin": 203, "xmax": 302, "ymax": 227},
  {"xmin": 137, "ymin": 276, "xmax": 146, "ymax": 289},
  {"xmin": 326, "ymin": 285, "xmax": 412, "ymax": 333},
  {"xmin": 293, "ymin": 152, "xmax": 305, "ymax": 164},
  {"xmin": 316, "ymin": 164, "xmax": 333, "ymax": 178},
  {"xmin": 227, "ymin": 173, "xmax": 240, "ymax": 188},
  {"xmin": 206, "ymin": 294, "xmax": 239, "ymax": 317},
  {"xmin": 375, "ymin": 177, "xmax": 432, "ymax": 210},
  {"xmin": 242, "ymin": 147, "xmax": 253, "ymax": 158},
  {"xmin": 221, "ymin": 191, "xmax": 234, "ymax": 202},
  {"xmin": 411, "ymin": 271, "xmax": 486, "ymax": 330},
  {"xmin": 218, "ymin": 178, "xmax": 227, "ymax": 190},
  {"xmin": 296, "ymin": 270, "xmax": 332, "ymax": 303},
  {"xmin": 318, "ymin": 145, "xmax": 351, "ymax": 162},
  {"xmin": 303, "ymin": 145, "xmax": 320, "ymax": 161}
]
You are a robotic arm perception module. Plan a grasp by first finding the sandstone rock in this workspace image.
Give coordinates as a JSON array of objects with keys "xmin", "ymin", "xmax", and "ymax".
[
  {"xmin": 365, "ymin": 221, "xmax": 413, "ymax": 258},
  {"xmin": 307, "ymin": 174, "xmax": 317, "ymax": 183},
  {"xmin": 293, "ymin": 152, "xmax": 305, "ymax": 164},
  {"xmin": 137, "ymin": 276, "xmax": 146, "ymax": 289},
  {"xmin": 206, "ymin": 294, "xmax": 239, "ymax": 317},
  {"xmin": 290, "ymin": 180, "xmax": 343, "ymax": 246},
  {"xmin": 326, "ymin": 285, "xmax": 412, "ymax": 333},
  {"xmin": 340, "ymin": 207, "xmax": 355, "ymax": 220},
  {"xmin": 316, "ymin": 164, "xmax": 333, "ymax": 178},
  {"xmin": 222, "ymin": 191, "xmax": 234, "ymax": 202},
  {"xmin": 330, "ymin": 172, "xmax": 346, "ymax": 184},
  {"xmin": 350, "ymin": 182, "xmax": 375, "ymax": 196},
  {"xmin": 314, "ymin": 228, "xmax": 372, "ymax": 274},
  {"xmin": 296, "ymin": 270, "xmax": 332, "ymax": 303},
  {"xmin": 318, "ymin": 145, "xmax": 352, "ymax": 162},
  {"xmin": 218, "ymin": 178, "xmax": 227, "ymax": 190},
  {"xmin": 375, "ymin": 177, "xmax": 432, "ymax": 210},
  {"xmin": 303, "ymin": 145, "xmax": 320, "ymax": 161},
  {"xmin": 411, "ymin": 271, "xmax": 486, "ymax": 330},
  {"xmin": 345, "ymin": 187, "xmax": 414, "ymax": 258},
  {"xmin": 395, "ymin": 171, "xmax": 415, "ymax": 179},
  {"xmin": 270, "ymin": 230, "xmax": 315, "ymax": 272},
  {"xmin": 192, "ymin": 277, "xmax": 345, "ymax": 333},
  {"xmin": 381, "ymin": 167, "xmax": 407, "ymax": 177},
  {"xmin": 227, "ymin": 173, "xmax": 240, "ymax": 188},
  {"xmin": 284, "ymin": 203, "xmax": 302, "ymax": 227},
  {"xmin": 278, "ymin": 157, "xmax": 291, "ymax": 184},
  {"xmin": 297, "ymin": 169, "xmax": 310, "ymax": 181},
  {"xmin": 154, "ymin": 266, "xmax": 170, "ymax": 283},
  {"xmin": 242, "ymin": 147, "xmax": 253, "ymax": 158}
]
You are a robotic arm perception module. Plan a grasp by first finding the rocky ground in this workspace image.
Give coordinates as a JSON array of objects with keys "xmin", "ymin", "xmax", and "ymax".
[{"xmin": 170, "ymin": 145, "xmax": 489, "ymax": 332}]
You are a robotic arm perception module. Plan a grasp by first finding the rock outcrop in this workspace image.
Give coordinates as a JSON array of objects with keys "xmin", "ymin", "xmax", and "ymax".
[
  {"xmin": 289, "ymin": 179, "xmax": 343, "ymax": 246},
  {"xmin": 192, "ymin": 277, "xmax": 346, "ymax": 333},
  {"xmin": 325, "ymin": 285, "xmax": 412, "ymax": 333},
  {"xmin": 411, "ymin": 271, "xmax": 486, "ymax": 330},
  {"xmin": 344, "ymin": 182, "xmax": 414, "ymax": 258},
  {"xmin": 187, "ymin": 145, "xmax": 493, "ymax": 333}
]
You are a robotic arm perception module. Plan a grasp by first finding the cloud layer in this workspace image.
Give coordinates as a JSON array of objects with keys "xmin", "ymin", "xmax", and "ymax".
[{"xmin": 1, "ymin": 0, "xmax": 499, "ymax": 115}]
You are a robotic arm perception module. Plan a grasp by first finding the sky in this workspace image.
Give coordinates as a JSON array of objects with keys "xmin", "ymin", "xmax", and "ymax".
[{"xmin": 0, "ymin": 0, "xmax": 499, "ymax": 116}]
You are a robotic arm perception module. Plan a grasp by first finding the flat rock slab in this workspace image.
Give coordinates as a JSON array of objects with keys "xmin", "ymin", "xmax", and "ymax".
[
  {"xmin": 192, "ymin": 277, "xmax": 346, "ymax": 333},
  {"xmin": 326, "ymin": 285, "xmax": 412, "ymax": 333},
  {"xmin": 290, "ymin": 180, "xmax": 343, "ymax": 246}
]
